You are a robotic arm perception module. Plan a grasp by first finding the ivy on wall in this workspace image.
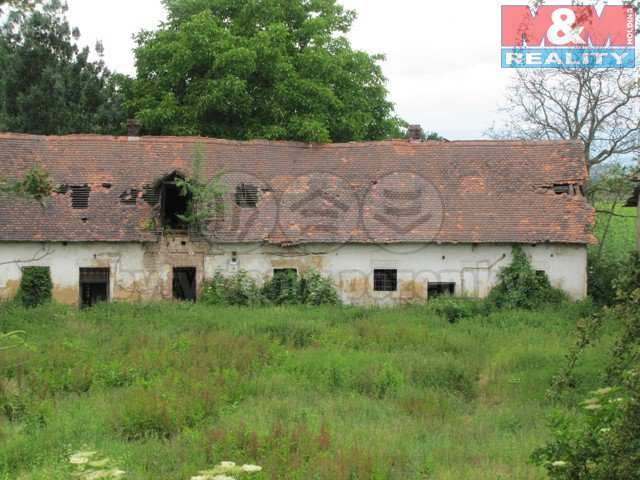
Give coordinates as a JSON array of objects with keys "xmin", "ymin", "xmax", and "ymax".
[{"xmin": 17, "ymin": 266, "xmax": 52, "ymax": 308}]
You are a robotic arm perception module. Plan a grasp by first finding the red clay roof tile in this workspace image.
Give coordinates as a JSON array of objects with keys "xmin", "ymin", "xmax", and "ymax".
[{"xmin": 0, "ymin": 133, "xmax": 595, "ymax": 245}]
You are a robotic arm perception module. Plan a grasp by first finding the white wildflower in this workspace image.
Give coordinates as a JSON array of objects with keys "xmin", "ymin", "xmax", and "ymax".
[
  {"xmin": 600, "ymin": 428, "xmax": 611, "ymax": 434},
  {"xmin": 552, "ymin": 461, "xmax": 568, "ymax": 468},
  {"xmin": 70, "ymin": 451, "xmax": 98, "ymax": 465},
  {"xmin": 593, "ymin": 387, "xmax": 613, "ymax": 396},
  {"xmin": 584, "ymin": 404, "xmax": 601, "ymax": 410},
  {"xmin": 212, "ymin": 476, "xmax": 236, "ymax": 480},
  {"xmin": 219, "ymin": 462, "xmax": 237, "ymax": 470},
  {"xmin": 81, "ymin": 469, "xmax": 126, "ymax": 480},
  {"xmin": 241, "ymin": 464, "xmax": 262, "ymax": 473}
]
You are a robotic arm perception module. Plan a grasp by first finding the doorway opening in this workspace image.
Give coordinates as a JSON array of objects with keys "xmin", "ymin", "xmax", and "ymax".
[
  {"xmin": 80, "ymin": 268, "xmax": 110, "ymax": 308},
  {"xmin": 173, "ymin": 267, "xmax": 197, "ymax": 301},
  {"xmin": 427, "ymin": 282, "xmax": 456, "ymax": 299}
]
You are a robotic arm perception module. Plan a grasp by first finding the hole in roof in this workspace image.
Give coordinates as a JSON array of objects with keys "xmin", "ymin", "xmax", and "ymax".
[
  {"xmin": 235, "ymin": 184, "xmax": 259, "ymax": 208},
  {"xmin": 70, "ymin": 185, "xmax": 91, "ymax": 209},
  {"xmin": 102, "ymin": 183, "xmax": 112, "ymax": 189},
  {"xmin": 119, "ymin": 188, "xmax": 139, "ymax": 205},
  {"xmin": 161, "ymin": 174, "xmax": 191, "ymax": 230},
  {"xmin": 142, "ymin": 185, "xmax": 160, "ymax": 205}
]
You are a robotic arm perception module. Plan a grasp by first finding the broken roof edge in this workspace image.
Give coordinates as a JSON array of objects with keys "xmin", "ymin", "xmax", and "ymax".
[
  {"xmin": 0, "ymin": 238, "xmax": 597, "ymax": 246},
  {"xmin": 0, "ymin": 132, "xmax": 586, "ymax": 150}
]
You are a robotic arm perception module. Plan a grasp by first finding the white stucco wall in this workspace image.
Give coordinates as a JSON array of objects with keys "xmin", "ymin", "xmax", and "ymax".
[{"xmin": 0, "ymin": 240, "xmax": 587, "ymax": 305}]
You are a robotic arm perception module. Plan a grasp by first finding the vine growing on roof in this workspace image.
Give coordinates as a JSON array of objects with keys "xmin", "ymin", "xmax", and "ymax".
[
  {"xmin": 174, "ymin": 145, "xmax": 226, "ymax": 231},
  {"xmin": 0, "ymin": 165, "xmax": 53, "ymax": 205}
]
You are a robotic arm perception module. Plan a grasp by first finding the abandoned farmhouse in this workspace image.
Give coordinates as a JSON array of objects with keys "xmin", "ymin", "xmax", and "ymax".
[{"xmin": 0, "ymin": 129, "xmax": 595, "ymax": 307}]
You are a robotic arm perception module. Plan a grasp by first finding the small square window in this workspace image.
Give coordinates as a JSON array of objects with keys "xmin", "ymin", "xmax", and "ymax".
[
  {"xmin": 374, "ymin": 269, "xmax": 397, "ymax": 292},
  {"xmin": 428, "ymin": 282, "xmax": 456, "ymax": 298},
  {"xmin": 273, "ymin": 268, "xmax": 298, "ymax": 280},
  {"xmin": 235, "ymin": 184, "xmax": 259, "ymax": 208}
]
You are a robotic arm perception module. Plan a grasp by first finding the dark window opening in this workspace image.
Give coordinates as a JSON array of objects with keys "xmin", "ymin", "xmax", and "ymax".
[
  {"xmin": 173, "ymin": 267, "xmax": 197, "ymax": 301},
  {"xmin": 553, "ymin": 184, "xmax": 582, "ymax": 196},
  {"xmin": 428, "ymin": 282, "xmax": 456, "ymax": 298},
  {"xmin": 80, "ymin": 268, "xmax": 109, "ymax": 308},
  {"xmin": 536, "ymin": 270, "xmax": 547, "ymax": 279},
  {"xmin": 374, "ymin": 269, "xmax": 398, "ymax": 292},
  {"xmin": 235, "ymin": 184, "xmax": 259, "ymax": 208},
  {"xmin": 161, "ymin": 179, "xmax": 191, "ymax": 230},
  {"xmin": 266, "ymin": 269, "xmax": 299, "ymax": 301},
  {"xmin": 119, "ymin": 188, "xmax": 139, "ymax": 205},
  {"xmin": 71, "ymin": 185, "xmax": 91, "ymax": 209},
  {"xmin": 273, "ymin": 268, "xmax": 297, "ymax": 279}
]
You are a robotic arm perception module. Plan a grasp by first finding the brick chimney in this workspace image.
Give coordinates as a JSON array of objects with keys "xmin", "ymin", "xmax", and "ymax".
[
  {"xmin": 407, "ymin": 124, "xmax": 423, "ymax": 142},
  {"xmin": 127, "ymin": 119, "xmax": 141, "ymax": 138}
]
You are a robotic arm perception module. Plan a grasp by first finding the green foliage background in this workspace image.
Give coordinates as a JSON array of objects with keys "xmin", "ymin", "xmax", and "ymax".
[
  {"xmin": 126, "ymin": 0, "xmax": 404, "ymax": 142},
  {"xmin": 0, "ymin": 0, "xmax": 126, "ymax": 135}
]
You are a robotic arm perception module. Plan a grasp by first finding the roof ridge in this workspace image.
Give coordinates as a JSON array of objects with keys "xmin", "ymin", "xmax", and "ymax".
[{"xmin": 0, "ymin": 132, "xmax": 583, "ymax": 148}]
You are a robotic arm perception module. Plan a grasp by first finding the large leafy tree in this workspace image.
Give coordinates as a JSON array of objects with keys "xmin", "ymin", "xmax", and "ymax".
[
  {"xmin": 127, "ymin": 0, "xmax": 403, "ymax": 143},
  {"xmin": 0, "ymin": 0, "xmax": 127, "ymax": 134}
]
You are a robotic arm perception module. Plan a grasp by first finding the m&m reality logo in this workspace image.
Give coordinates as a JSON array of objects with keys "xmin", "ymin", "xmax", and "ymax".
[{"xmin": 502, "ymin": 5, "xmax": 636, "ymax": 68}]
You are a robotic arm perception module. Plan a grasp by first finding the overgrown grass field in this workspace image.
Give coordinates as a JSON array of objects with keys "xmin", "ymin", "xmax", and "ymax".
[
  {"xmin": 0, "ymin": 301, "xmax": 614, "ymax": 479},
  {"xmin": 592, "ymin": 204, "xmax": 637, "ymax": 258}
]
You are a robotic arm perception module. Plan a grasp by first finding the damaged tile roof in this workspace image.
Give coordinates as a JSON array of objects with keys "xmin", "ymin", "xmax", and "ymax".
[{"xmin": 0, "ymin": 133, "xmax": 596, "ymax": 245}]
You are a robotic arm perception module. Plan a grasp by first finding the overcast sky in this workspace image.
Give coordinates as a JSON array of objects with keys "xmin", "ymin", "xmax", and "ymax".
[{"xmin": 64, "ymin": 0, "xmax": 579, "ymax": 140}]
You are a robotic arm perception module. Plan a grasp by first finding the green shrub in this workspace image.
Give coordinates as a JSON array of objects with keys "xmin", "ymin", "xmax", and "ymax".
[
  {"xmin": 16, "ymin": 267, "xmax": 52, "ymax": 308},
  {"xmin": 224, "ymin": 270, "xmax": 264, "ymax": 306},
  {"xmin": 488, "ymin": 246, "xmax": 566, "ymax": 310},
  {"xmin": 533, "ymin": 370, "xmax": 640, "ymax": 479},
  {"xmin": 202, "ymin": 268, "xmax": 340, "ymax": 307},
  {"xmin": 201, "ymin": 270, "xmax": 263, "ymax": 307},
  {"xmin": 200, "ymin": 272, "xmax": 227, "ymax": 305},
  {"xmin": 588, "ymin": 250, "xmax": 624, "ymax": 305},
  {"xmin": 612, "ymin": 251, "xmax": 640, "ymax": 303},
  {"xmin": 262, "ymin": 269, "xmax": 301, "ymax": 305},
  {"xmin": 300, "ymin": 269, "xmax": 340, "ymax": 306}
]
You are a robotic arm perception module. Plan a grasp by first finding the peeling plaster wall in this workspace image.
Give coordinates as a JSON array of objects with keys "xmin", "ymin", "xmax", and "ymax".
[
  {"xmin": 0, "ymin": 240, "xmax": 587, "ymax": 306},
  {"xmin": 205, "ymin": 243, "xmax": 587, "ymax": 305}
]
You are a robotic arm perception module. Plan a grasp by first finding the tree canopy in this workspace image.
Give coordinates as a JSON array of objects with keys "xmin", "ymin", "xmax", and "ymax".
[
  {"xmin": 0, "ymin": 0, "xmax": 126, "ymax": 134},
  {"xmin": 126, "ymin": 0, "xmax": 404, "ymax": 142}
]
